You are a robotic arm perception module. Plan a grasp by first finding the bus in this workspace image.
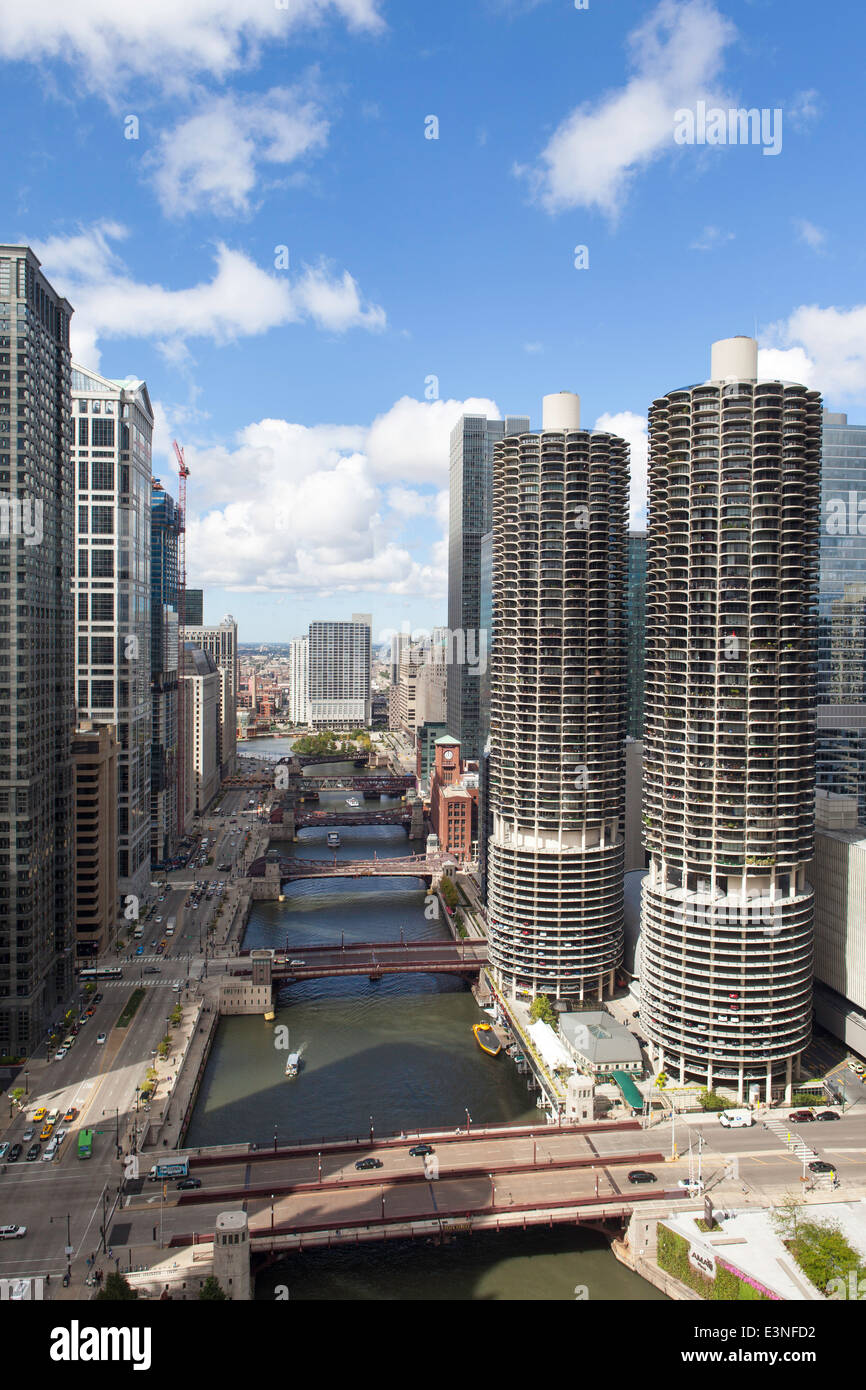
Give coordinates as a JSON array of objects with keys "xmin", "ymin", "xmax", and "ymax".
[
  {"xmin": 77, "ymin": 1129, "xmax": 93, "ymax": 1160},
  {"xmin": 78, "ymin": 967, "xmax": 123, "ymax": 982}
]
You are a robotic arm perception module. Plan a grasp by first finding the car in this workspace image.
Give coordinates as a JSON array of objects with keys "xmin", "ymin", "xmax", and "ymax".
[
  {"xmin": 135, "ymin": 945, "xmax": 144, "ymax": 955},
  {"xmin": 816, "ymin": 1110, "xmax": 840, "ymax": 1121},
  {"xmin": 627, "ymin": 1170, "xmax": 657, "ymax": 1185},
  {"xmin": 355, "ymin": 1158, "xmax": 383, "ymax": 1170},
  {"xmin": 155, "ymin": 916, "xmax": 163, "ymax": 924},
  {"xmin": 847, "ymin": 1060, "xmax": 866, "ymax": 1076},
  {"xmin": 93, "ymin": 993, "xmax": 103, "ymax": 1004},
  {"xmin": 32, "ymin": 1107, "xmax": 47, "ymax": 1123},
  {"xmin": 408, "ymin": 1144, "xmax": 434, "ymax": 1157},
  {"xmin": 26, "ymin": 1143, "xmax": 41, "ymax": 1161},
  {"xmin": 54, "ymin": 1128, "xmax": 68, "ymax": 1144},
  {"xmin": 7, "ymin": 1144, "xmax": 22, "ymax": 1162},
  {"xmin": 63, "ymin": 1036, "xmax": 75, "ymax": 1049},
  {"xmin": 96, "ymin": 1032, "xmax": 106, "ymax": 1045},
  {"xmin": 808, "ymin": 1161, "xmax": 836, "ymax": 1175},
  {"xmin": 62, "ymin": 1107, "xmax": 78, "ymax": 1123},
  {"xmin": 22, "ymin": 1127, "xmax": 35, "ymax": 1142},
  {"xmin": 176, "ymin": 1177, "xmax": 201, "ymax": 1190},
  {"xmin": 0, "ymin": 1142, "xmax": 8, "ymax": 1160},
  {"xmin": 54, "ymin": 1047, "xmax": 68, "ymax": 1061},
  {"xmin": 144, "ymin": 966, "xmax": 161, "ymax": 975},
  {"xmin": 156, "ymin": 944, "xmax": 165, "ymax": 955},
  {"xmin": 788, "ymin": 1110, "xmax": 814, "ymax": 1123},
  {"xmin": 0, "ymin": 1225, "xmax": 27, "ymax": 1239},
  {"xmin": 77, "ymin": 1016, "xmax": 88, "ymax": 1026},
  {"xmin": 150, "ymin": 941, "xmax": 158, "ymax": 950},
  {"xmin": 677, "ymin": 1177, "xmax": 705, "ymax": 1192},
  {"xmin": 43, "ymin": 1141, "xmax": 58, "ymax": 1162},
  {"xmin": 39, "ymin": 1124, "xmax": 53, "ymax": 1141}
]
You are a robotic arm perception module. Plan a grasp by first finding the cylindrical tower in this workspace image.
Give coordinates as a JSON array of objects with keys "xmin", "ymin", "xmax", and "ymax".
[
  {"xmin": 488, "ymin": 415, "xmax": 629, "ymax": 1006},
  {"xmin": 641, "ymin": 338, "xmax": 821, "ymax": 1102}
]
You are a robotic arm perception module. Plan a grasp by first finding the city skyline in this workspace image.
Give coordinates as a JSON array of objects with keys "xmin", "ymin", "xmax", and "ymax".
[{"xmin": 0, "ymin": 0, "xmax": 862, "ymax": 639}]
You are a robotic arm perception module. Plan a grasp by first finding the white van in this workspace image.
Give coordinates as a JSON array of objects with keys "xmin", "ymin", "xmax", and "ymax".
[
  {"xmin": 719, "ymin": 1108, "xmax": 754, "ymax": 1128},
  {"xmin": 134, "ymin": 925, "xmax": 144, "ymax": 939}
]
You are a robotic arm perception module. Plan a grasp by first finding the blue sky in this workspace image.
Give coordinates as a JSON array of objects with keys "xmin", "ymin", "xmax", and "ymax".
[{"xmin": 1, "ymin": 0, "xmax": 864, "ymax": 641}]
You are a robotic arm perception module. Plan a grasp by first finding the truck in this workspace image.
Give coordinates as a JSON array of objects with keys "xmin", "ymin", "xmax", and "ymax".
[
  {"xmin": 166, "ymin": 916, "xmax": 176, "ymax": 936},
  {"xmin": 147, "ymin": 1158, "xmax": 189, "ymax": 1181},
  {"xmin": 718, "ymin": 1108, "xmax": 754, "ymax": 1128}
]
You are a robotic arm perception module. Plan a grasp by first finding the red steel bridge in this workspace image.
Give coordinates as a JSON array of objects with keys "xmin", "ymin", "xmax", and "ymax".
[
  {"xmin": 248, "ymin": 853, "xmax": 434, "ymax": 882},
  {"xmin": 234, "ymin": 938, "xmax": 487, "ymax": 982}
]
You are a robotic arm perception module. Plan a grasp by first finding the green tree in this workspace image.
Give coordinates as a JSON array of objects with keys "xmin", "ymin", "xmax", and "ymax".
[
  {"xmin": 530, "ymin": 995, "xmax": 557, "ymax": 1028},
  {"xmin": 698, "ymin": 1089, "xmax": 729, "ymax": 1111},
  {"xmin": 654, "ymin": 1072, "xmax": 668, "ymax": 1090},
  {"xmin": 95, "ymin": 1271, "xmax": 138, "ymax": 1301},
  {"xmin": 199, "ymin": 1275, "xmax": 228, "ymax": 1301},
  {"xmin": 439, "ymin": 877, "xmax": 458, "ymax": 909},
  {"xmin": 770, "ymin": 1191, "xmax": 806, "ymax": 1242}
]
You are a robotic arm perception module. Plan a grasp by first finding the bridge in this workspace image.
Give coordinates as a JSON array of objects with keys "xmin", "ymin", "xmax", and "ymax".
[
  {"xmin": 132, "ymin": 1121, "xmax": 685, "ymax": 1255},
  {"xmin": 292, "ymin": 809, "xmax": 409, "ymax": 829},
  {"xmin": 235, "ymin": 938, "xmax": 487, "ymax": 981},
  {"xmin": 298, "ymin": 775, "xmax": 414, "ymax": 793},
  {"xmin": 248, "ymin": 854, "xmax": 434, "ymax": 882}
]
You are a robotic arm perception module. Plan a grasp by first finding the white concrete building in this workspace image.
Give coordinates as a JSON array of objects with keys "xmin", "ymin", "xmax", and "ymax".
[
  {"xmin": 186, "ymin": 615, "xmax": 238, "ymax": 777},
  {"xmin": 308, "ymin": 615, "xmax": 371, "ymax": 728},
  {"xmin": 289, "ymin": 635, "xmax": 310, "ymax": 725}
]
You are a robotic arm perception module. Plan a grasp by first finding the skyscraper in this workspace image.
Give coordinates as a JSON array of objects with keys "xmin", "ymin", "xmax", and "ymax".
[
  {"xmin": 816, "ymin": 411, "xmax": 866, "ymax": 822},
  {"xmin": 186, "ymin": 616, "xmax": 238, "ymax": 778},
  {"xmin": 72, "ymin": 364, "xmax": 153, "ymax": 902},
  {"xmin": 289, "ymin": 635, "xmax": 310, "ymax": 725},
  {"xmin": 0, "ymin": 246, "xmax": 75, "ymax": 1054},
  {"xmin": 641, "ymin": 337, "xmax": 820, "ymax": 1101},
  {"xmin": 626, "ymin": 531, "xmax": 647, "ymax": 738},
  {"xmin": 488, "ymin": 393, "xmax": 628, "ymax": 1005},
  {"xmin": 308, "ymin": 616, "xmax": 371, "ymax": 728},
  {"xmin": 184, "ymin": 588, "xmax": 203, "ymax": 626},
  {"xmin": 447, "ymin": 412, "xmax": 529, "ymax": 759},
  {"xmin": 150, "ymin": 480, "xmax": 179, "ymax": 863}
]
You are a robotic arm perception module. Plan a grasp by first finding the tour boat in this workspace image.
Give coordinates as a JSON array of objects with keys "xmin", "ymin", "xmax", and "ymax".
[
  {"xmin": 472, "ymin": 1022, "xmax": 502, "ymax": 1057},
  {"xmin": 327, "ymin": 831, "xmax": 341, "ymax": 848},
  {"xmin": 285, "ymin": 1052, "xmax": 300, "ymax": 1078},
  {"xmin": 345, "ymin": 797, "xmax": 360, "ymax": 807}
]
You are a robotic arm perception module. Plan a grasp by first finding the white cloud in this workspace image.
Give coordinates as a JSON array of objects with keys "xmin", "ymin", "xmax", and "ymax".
[
  {"xmin": 794, "ymin": 219, "xmax": 826, "ymax": 252},
  {"xmin": 690, "ymin": 225, "xmax": 734, "ymax": 251},
  {"xmin": 366, "ymin": 395, "xmax": 500, "ymax": 484},
  {"xmin": 788, "ymin": 89, "xmax": 820, "ymax": 130},
  {"xmin": 519, "ymin": 0, "xmax": 736, "ymax": 217},
  {"xmin": 149, "ymin": 86, "xmax": 329, "ymax": 217},
  {"xmin": 0, "ymin": 0, "xmax": 384, "ymax": 97},
  {"xmin": 523, "ymin": 341, "xmax": 544, "ymax": 354},
  {"xmin": 33, "ymin": 225, "xmax": 386, "ymax": 369},
  {"xmin": 180, "ymin": 396, "xmax": 496, "ymax": 597},
  {"xmin": 761, "ymin": 305, "xmax": 866, "ymax": 400},
  {"xmin": 595, "ymin": 410, "xmax": 648, "ymax": 529}
]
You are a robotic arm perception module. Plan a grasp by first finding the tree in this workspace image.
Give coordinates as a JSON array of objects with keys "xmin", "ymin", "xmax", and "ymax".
[
  {"xmin": 698, "ymin": 1089, "xmax": 729, "ymax": 1111},
  {"xmin": 530, "ymin": 995, "xmax": 557, "ymax": 1028},
  {"xmin": 95, "ymin": 1271, "xmax": 138, "ymax": 1301},
  {"xmin": 770, "ymin": 1191, "xmax": 806, "ymax": 1242},
  {"xmin": 654, "ymin": 1072, "xmax": 668, "ymax": 1090},
  {"xmin": 199, "ymin": 1275, "xmax": 228, "ymax": 1301},
  {"xmin": 439, "ymin": 876, "xmax": 458, "ymax": 909}
]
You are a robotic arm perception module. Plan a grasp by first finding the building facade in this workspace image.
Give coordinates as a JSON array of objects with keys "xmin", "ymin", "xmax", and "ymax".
[
  {"xmin": 811, "ymin": 792, "xmax": 866, "ymax": 1058},
  {"xmin": 72, "ymin": 364, "xmax": 153, "ymax": 902},
  {"xmin": 180, "ymin": 645, "xmax": 220, "ymax": 815},
  {"xmin": 289, "ymin": 635, "xmax": 309, "ymax": 725},
  {"xmin": 308, "ymin": 615, "xmax": 371, "ymax": 728},
  {"xmin": 428, "ymin": 736, "xmax": 478, "ymax": 861},
  {"xmin": 186, "ymin": 616, "xmax": 238, "ymax": 778},
  {"xmin": 71, "ymin": 721, "xmax": 118, "ymax": 961},
  {"xmin": 150, "ymin": 481, "xmax": 179, "ymax": 862},
  {"xmin": 640, "ymin": 337, "xmax": 821, "ymax": 1100},
  {"xmin": 0, "ymin": 246, "xmax": 75, "ymax": 1054},
  {"xmin": 447, "ymin": 413, "xmax": 529, "ymax": 759},
  {"xmin": 816, "ymin": 411, "xmax": 866, "ymax": 823},
  {"xmin": 627, "ymin": 531, "xmax": 647, "ymax": 738},
  {"xmin": 488, "ymin": 393, "xmax": 628, "ymax": 1006},
  {"xmin": 184, "ymin": 588, "xmax": 203, "ymax": 626}
]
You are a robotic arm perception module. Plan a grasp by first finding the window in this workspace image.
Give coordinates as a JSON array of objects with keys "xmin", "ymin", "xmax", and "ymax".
[
  {"xmin": 91, "ymin": 593, "xmax": 114, "ymax": 622},
  {"xmin": 91, "ymin": 459, "xmax": 114, "ymax": 490},
  {"xmin": 78, "ymin": 418, "xmax": 89, "ymax": 446},
  {"xmin": 78, "ymin": 458, "xmax": 88, "ymax": 489},
  {"xmin": 77, "ymin": 593, "xmax": 88, "ymax": 621},
  {"xmin": 77, "ymin": 549, "xmax": 88, "ymax": 577},
  {"xmin": 91, "ymin": 680, "xmax": 114, "ymax": 708},
  {"xmin": 91, "ymin": 506, "xmax": 113, "ymax": 535},
  {"xmin": 78, "ymin": 399, "xmax": 88, "ymax": 413},
  {"xmin": 78, "ymin": 505, "xmax": 88, "ymax": 534},
  {"xmin": 91, "ymin": 637, "xmax": 114, "ymax": 665},
  {"xmin": 92, "ymin": 418, "xmax": 114, "ymax": 448},
  {"xmin": 91, "ymin": 549, "xmax": 113, "ymax": 578}
]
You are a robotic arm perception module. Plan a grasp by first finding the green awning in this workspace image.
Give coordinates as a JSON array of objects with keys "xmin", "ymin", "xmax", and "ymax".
[{"xmin": 611, "ymin": 1070, "xmax": 644, "ymax": 1111}]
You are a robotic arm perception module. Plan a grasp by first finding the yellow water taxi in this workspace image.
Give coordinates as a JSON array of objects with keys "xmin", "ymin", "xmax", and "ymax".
[{"xmin": 472, "ymin": 1022, "xmax": 502, "ymax": 1057}]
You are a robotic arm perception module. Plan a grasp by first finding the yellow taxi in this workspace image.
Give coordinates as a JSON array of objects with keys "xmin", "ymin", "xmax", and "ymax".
[
  {"xmin": 32, "ymin": 1107, "xmax": 47, "ymax": 1124},
  {"xmin": 39, "ymin": 1122, "xmax": 54, "ymax": 1142}
]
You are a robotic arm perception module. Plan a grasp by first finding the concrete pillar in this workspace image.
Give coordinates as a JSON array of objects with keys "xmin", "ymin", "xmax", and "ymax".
[
  {"xmin": 597, "ymin": 973, "xmax": 603, "ymax": 1003},
  {"xmin": 794, "ymin": 1053, "xmax": 801, "ymax": 1082},
  {"xmin": 212, "ymin": 1210, "xmax": 251, "ymax": 1301},
  {"xmin": 706, "ymin": 1060, "xmax": 713, "ymax": 1093},
  {"xmin": 737, "ymin": 1064, "xmax": 744, "ymax": 1104},
  {"xmin": 766, "ymin": 1060, "xmax": 773, "ymax": 1106},
  {"xmin": 658, "ymin": 1047, "xmax": 665, "ymax": 1072},
  {"xmin": 679, "ymin": 1055, "xmax": 685, "ymax": 1085},
  {"xmin": 785, "ymin": 1055, "xmax": 793, "ymax": 1105}
]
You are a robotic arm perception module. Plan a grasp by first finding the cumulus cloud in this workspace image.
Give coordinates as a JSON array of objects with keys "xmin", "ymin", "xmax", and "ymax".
[
  {"xmin": 33, "ymin": 224, "xmax": 386, "ymax": 369},
  {"xmin": 594, "ymin": 410, "xmax": 648, "ymax": 529},
  {"xmin": 179, "ymin": 397, "xmax": 498, "ymax": 597},
  {"xmin": 794, "ymin": 219, "xmax": 826, "ymax": 253},
  {"xmin": 0, "ymin": 0, "xmax": 384, "ymax": 97},
  {"xmin": 760, "ymin": 305, "xmax": 866, "ymax": 400},
  {"xmin": 519, "ymin": 0, "xmax": 736, "ymax": 217},
  {"xmin": 149, "ymin": 85, "xmax": 329, "ymax": 217}
]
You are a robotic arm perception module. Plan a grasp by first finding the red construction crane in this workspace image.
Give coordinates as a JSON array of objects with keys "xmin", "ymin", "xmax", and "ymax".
[{"xmin": 174, "ymin": 440, "xmax": 190, "ymax": 837}]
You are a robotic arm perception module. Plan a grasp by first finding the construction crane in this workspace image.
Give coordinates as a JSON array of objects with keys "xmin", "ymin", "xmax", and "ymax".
[{"xmin": 174, "ymin": 440, "xmax": 190, "ymax": 837}]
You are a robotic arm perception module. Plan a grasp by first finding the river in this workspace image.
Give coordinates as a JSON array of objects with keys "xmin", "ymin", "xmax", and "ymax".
[{"xmin": 187, "ymin": 742, "xmax": 664, "ymax": 1300}]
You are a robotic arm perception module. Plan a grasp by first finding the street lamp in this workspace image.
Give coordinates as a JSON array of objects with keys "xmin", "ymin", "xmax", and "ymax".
[
  {"xmin": 465, "ymin": 1109, "xmax": 471, "ymax": 1134},
  {"xmin": 23, "ymin": 1068, "xmax": 29, "ymax": 1096},
  {"xmin": 270, "ymin": 1195, "xmax": 275, "ymax": 1232}
]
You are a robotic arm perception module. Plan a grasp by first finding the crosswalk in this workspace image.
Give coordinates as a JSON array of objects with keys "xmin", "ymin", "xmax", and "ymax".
[{"xmin": 763, "ymin": 1115, "xmax": 818, "ymax": 1161}]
